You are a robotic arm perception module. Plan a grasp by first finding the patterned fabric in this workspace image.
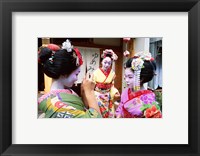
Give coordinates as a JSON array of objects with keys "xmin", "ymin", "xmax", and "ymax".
[
  {"xmin": 115, "ymin": 88, "xmax": 156, "ymax": 118},
  {"xmin": 38, "ymin": 89, "xmax": 101, "ymax": 118},
  {"xmin": 92, "ymin": 68, "xmax": 118, "ymax": 118},
  {"xmin": 95, "ymin": 91, "xmax": 114, "ymax": 118}
]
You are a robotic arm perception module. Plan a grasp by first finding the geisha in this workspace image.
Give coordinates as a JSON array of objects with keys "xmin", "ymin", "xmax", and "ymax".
[
  {"xmin": 38, "ymin": 40, "xmax": 101, "ymax": 118},
  {"xmin": 92, "ymin": 49, "xmax": 120, "ymax": 118},
  {"xmin": 115, "ymin": 52, "xmax": 162, "ymax": 118}
]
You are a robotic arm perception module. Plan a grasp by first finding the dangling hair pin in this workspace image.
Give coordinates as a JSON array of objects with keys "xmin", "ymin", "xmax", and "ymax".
[
  {"xmin": 49, "ymin": 51, "xmax": 56, "ymax": 64},
  {"xmin": 131, "ymin": 51, "xmax": 154, "ymax": 91}
]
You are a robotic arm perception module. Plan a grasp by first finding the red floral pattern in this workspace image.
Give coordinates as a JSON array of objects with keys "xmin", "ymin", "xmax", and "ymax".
[
  {"xmin": 144, "ymin": 105, "xmax": 162, "ymax": 118},
  {"xmin": 128, "ymin": 89, "xmax": 153, "ymax": 100}
]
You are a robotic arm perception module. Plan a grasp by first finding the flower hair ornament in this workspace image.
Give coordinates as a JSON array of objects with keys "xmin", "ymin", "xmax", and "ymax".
[
  {"xmin": 62, "ymin": 39, "xmax": 83, "ymax": 66},
  {"xmin": 131, "ymin": 51, "xmax": 154, "ymax": 91},
  {"xmin": 101, "ymin": 49, "xmax": 118, "ymax": 61},
  {"xmin": 62, "ymin": 39, "xmax": 73, "ymax": 52}
]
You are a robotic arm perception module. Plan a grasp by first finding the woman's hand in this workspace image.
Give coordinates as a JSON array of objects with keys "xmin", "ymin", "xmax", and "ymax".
[
  {"xmin": 81, "ymin": 74, "xmax": 94, "ymax": 109},
  {"xmin": 81, "ymin": 74, "xmax": 95, "ymax": 93},
  {"xmin": 114, "ymin": 92, "xmax": 120, "ymax": 101},
  {"xmin": 81, "ymin": 73, "xmax": 101, "ymax": 114}
]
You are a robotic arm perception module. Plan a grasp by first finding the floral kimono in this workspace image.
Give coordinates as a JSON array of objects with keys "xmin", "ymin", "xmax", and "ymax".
[
  {"xmin": 115, "ymin": 88, "xmax": 161, "ymax": 118},
  {"xmin": 92, "ymin": 68, "xmax": 119, "ymax": 118},
  {"xmin": 38, "ymin": 89, "xmax": 101, "ymax": 118}
]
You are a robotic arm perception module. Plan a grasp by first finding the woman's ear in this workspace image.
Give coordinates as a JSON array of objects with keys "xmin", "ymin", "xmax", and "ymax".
[{"xmin": 60, "ymin": 74, "xmax": 68, "ymax": 79}]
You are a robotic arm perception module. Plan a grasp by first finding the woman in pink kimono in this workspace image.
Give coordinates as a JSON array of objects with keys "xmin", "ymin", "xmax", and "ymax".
[{"xmin": 116, "ymin": 52, "xmax": 162, "ymax": 118}]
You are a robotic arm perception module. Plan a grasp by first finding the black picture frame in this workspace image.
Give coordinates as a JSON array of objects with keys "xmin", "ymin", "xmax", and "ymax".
[{"xmin": 0, "ymin": 0, "xmax": 200, "ymax": 156}]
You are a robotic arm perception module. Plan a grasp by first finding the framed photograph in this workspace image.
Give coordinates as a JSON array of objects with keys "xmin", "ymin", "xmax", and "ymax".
[
  {"xmin": 1, "ymin": 0, "xmax": 200, "ymax": 156},
  {"xmin": 37, "ymin": 37, "xmax": 163, "ymax": 119}
]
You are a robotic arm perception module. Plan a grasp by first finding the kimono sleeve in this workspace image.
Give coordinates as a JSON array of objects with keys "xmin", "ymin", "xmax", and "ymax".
[
  {"xmin": 82, "ymin": 108, "xmax": 102, "ymax": 118},
  {"xmin": 56, "ymin": 107, "xmax": 102, "ymax": 118},
  {"xmin": 115, "ymin": 101, "xmax": 124, "ymax": 117},
  {"xmin": 39, "ymin": 97, "xmax": 102, "ymax": 118},
  {"xmin": 115, "ymin": 89, "xmax": 127, "ymax": 117},
  {"xmin": 110, "ymin": 86, "xmax": 119, "ymax": 100},
  {"xmin": 110, "ymin": 73, "xmax": 119, "ymax": 100}
]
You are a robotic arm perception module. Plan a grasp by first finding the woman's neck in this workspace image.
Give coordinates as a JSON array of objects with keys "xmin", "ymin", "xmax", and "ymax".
[
  {"xmin": 50, "ymin": 80, "xmax": 64, "ymax": 90},
  {"xmin": 140, "ymin": 86, "xmax": 146, "ymax": 90},
  {"xmin": 101, "ymin": 67, "xmax": 111, "ymax": 73},
  {"xmin": 129, "ymin": 85, "xmax": 146, "ymax": 92}
]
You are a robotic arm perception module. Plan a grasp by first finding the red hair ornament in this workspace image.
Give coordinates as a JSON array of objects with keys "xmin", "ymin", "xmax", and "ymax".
[
  {"xmin": 38, "ymin": 43, "xmax": 61, "ymax": 64},
  {"xmin": 74, "ymin": 48, "xmax": 83, "ymax": 66}
]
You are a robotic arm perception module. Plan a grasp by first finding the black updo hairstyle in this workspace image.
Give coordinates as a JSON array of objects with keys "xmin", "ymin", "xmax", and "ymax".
[
  {"xmin": 39, "ymin": 47, "xmax": 79, "ymax": 79},
  {"xmin": 125, "ymin": 57, "xmax": 156, "ymax": 84},
  {"xmin": 100, "ymin": 53, "xmax": 113, "ymax": 63}
]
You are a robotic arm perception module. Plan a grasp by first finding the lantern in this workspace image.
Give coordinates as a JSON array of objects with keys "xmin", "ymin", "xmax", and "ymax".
[{"xmin": 123, "ymin": 38, "xmax": 131, "ymax": 57}]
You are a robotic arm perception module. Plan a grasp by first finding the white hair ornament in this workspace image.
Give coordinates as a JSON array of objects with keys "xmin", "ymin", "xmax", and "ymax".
[{"xmin": 62, "ymin": 39, "xmax": 73, "ymax": 52}]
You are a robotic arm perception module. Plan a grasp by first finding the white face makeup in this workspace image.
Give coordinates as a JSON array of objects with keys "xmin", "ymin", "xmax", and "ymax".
[
  {"xmin": 124, "ymin": 68, "xmax": 135, "ymax": 89},
  {"xmin": 62, "ymin": 66, "xmax": 81, "ymax": 88},
  {"xmin": 101, "ymin": 57, "xmax": 112, "ymax": 71}
]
